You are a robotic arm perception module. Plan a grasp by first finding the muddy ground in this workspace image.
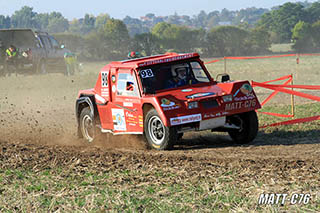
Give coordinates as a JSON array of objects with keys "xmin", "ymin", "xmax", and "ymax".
[{"xmin": 0, "ymin": 71, "xmax": 319, "ymax": 210}]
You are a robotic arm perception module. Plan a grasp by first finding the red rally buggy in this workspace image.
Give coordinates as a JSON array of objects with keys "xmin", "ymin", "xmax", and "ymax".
[{"xmin": 76, "ymin": 53, "xmax": 261, "ymax": 150}]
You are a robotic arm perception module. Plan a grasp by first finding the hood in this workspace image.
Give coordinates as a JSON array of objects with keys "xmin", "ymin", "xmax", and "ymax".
[{"xmin": 156, "ymin": 84, "xmax": 225, "ymax": 102}]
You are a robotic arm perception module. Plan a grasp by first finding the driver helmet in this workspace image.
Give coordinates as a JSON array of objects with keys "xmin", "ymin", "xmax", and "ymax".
[{"xmin": 171, "ymin": 63, "xmax": 188, "ymax": 81}]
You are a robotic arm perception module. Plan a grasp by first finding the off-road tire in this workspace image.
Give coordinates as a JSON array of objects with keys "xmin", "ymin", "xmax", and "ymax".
[
  {"xmin": 79, "ymin": 107, "xmax": 99, "ymax": 143},
  {"xmin": 228, "ymin": 110, "xmax": 258, "ymax": 144},
  {"xmin": 144, "ymin": 109, "xmax": 177, "ymax": 150}
]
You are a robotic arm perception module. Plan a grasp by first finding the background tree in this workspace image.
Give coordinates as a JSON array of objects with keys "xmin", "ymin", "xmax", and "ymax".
[
  {"xmin": 292, "ymin": 21, "xmax": 313, "ymax": 52},
  {"xmin": 205, "ymin": 26, "xmax": 250, "ymax": 56},
  {"xmin": 131, "ymin": 32, "xmax": 160, "ymax": 56},
  {"xmin": 47, "ymin": 12, "xmax": 69, "ymax": 33},
  {"xmin": 95, "ymin": 13, "xmax": 110, "ymax": 30},
  {"xmin": 311, "ymin": 20, "xmax": 320, "ymax": 50},
  {"xmin": 95, "ymin": 19, "xmax": 130, "ymax": 60},
  {"xmin": 248, "ymin": 27, "xmax": 271, "ymax": 55},
  {"xmin": 258, "ymin": 2, "xmax": 306, "ymax": 43},
  {"xmin": 0, "ymin": 15, "xmax": 11, "ymax": 29},
  {"xmin": 11, "ymin": 6, "xmax": 38, "ymax": 29}
]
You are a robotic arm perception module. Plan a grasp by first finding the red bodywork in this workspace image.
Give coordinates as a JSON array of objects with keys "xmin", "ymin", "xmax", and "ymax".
[{"xmin": 77, "ymin": 53, "xmax": 261, "ymax": 134}]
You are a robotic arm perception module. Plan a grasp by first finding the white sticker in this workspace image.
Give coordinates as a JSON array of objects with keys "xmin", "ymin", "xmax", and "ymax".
[
  {"xmin": 112, "ymin": 109, "xmax": 126, "ymax": 131},
  {"xmin": 123, "ymin": 102, "xmax": 133, "ymax": 107},
  {"xmin": 170, "ymin": 114, "xmax": 202, "ymax": 126},
  {"xmin": 140, "ymin": 69, "xmax": 154, "ymax": 78},
  {"xmin": 95, "ymin": 94, "xmax": 106, "ymax": 104},
  {"xmin": 101, "ymin": 71, "xmax": 108, "ymax": 87},
  {"xmin": 112, "ymin": 85, "xmax": 116, "ymax": 92}
]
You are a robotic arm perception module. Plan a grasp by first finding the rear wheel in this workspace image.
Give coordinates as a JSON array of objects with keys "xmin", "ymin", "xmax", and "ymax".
[
  {"xmin": 144, "ymin": 109, "xmax": 177, "ymax": 150},
  {"xmin": 79, "ymin": 107, "xmax": 97, "ymax": 143},
  {"xmin": 228, "ymin": 110, "xmax": 258, "ymax": 144}
]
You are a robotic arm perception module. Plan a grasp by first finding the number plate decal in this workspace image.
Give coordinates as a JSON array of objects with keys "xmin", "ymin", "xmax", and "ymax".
[{"xmin": 140, "ymin": 69, "xmax": 154, "ymax": 78}]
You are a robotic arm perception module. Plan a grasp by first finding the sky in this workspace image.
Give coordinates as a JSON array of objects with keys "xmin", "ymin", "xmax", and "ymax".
[{"xmin": 0, "ymin": 0, "xmax": 318, "ymax": 20}]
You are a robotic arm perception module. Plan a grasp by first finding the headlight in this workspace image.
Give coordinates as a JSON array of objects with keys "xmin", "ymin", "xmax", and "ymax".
[
  {"xmin": 188, "ymin": 101, "xmax": 198, "ymax": 109},
  {"xmin": 222, "ymin": 95, "xmax": 233, "ymax": 102}
]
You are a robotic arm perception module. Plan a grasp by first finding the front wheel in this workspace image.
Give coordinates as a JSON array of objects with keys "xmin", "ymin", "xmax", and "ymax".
[
  {"xmin": 227, "ymin": 110, "xmax": 259, "ymax": 144},
  {"xmin": 144, "ymin": 109, "xmax": 177, "ymax": 150},
  {"xmin": 79, "ymin": 107, "xmax": 97, "ymax": 143}
]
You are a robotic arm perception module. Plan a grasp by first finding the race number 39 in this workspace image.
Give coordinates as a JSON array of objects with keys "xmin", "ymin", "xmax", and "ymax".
[
  {"xmin": 101, "ymin": 72, "xmax": 108, "ymax": 87},
  {"xmin": 140, "ymin": 69, "xmax": 154, "ymax": 78}
]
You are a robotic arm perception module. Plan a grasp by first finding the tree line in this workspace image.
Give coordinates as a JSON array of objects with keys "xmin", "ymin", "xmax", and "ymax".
[{"xmin": 1, "ymin": 2, "xmax": 320, "ymax": 60}]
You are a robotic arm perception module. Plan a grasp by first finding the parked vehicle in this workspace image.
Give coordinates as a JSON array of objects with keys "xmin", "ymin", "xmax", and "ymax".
[
  {"xmin": 75, "ymin": 52, "xmax": 261, "ymax": 150},
  {"xmin": 0, "ymin": 29, "xmax": 72, "ymax": 76}
]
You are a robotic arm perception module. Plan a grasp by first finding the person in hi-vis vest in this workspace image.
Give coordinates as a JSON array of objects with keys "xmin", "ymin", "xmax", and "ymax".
[{"xmin": 5, "ymin": 45, "xmax": 18, "ymax": 76}]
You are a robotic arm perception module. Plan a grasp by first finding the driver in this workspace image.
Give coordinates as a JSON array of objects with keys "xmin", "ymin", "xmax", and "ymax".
[{"xmin": 165, "ymin": 63, "xmax": 196, "ymax": 89}]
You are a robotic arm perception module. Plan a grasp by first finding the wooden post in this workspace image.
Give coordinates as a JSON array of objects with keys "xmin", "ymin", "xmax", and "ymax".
[
  {"xmin": 224, "ymin": 57, "xmax": 227, "ymax": 73},
  {"xmin": 291, "ymin": 74, "xmax": 295, "ymax": 118},
  {"xmin": 296, "ymin": 53, "xmax": 300, "ymax": 79}
]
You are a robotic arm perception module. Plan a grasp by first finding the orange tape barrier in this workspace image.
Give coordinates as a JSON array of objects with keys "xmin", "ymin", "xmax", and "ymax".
[
  {"xmin": 225, "ymin": 54, "xmax": 295, "ymax": 60},
  {"xmin": 252, "ymin": 75, "xmax": 320, "ymax": 128},
  {"xmin": 252, "ymin": 81, "xmax": 320, "ymax": 102},
  {"xmin": 258, "ymin": 111, "xmax": 294, "ymax": 118},
  {"xmin": 260, "ymin": 115, "xmax": 320, "ymax": 128},
  {"xmin": 204, "ymin": 53, "xmax": 320, "ymax": 64},
  {"xmin": 259, "ymin": 75, "xmax": 293, "ymax": 107},
  {"xmin": 205, "ymin": 59, "xmax": 221, "ymax": 64}
]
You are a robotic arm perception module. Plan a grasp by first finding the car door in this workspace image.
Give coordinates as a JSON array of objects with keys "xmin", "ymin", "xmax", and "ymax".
[
  {"xmin": 48, "ymin": 36, "xmax": 66, "ymax": 68},
  {"xmin": 109, "ymin": 68, "xmax": 143, "ymax": 134},
  {"xmin": 38, "ymin": 35, "xmax": 55, "ymax": 66}
]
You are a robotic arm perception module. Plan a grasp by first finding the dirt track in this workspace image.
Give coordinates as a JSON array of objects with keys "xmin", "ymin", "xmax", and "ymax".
[
  {"xmin": 0, "ymin": 73, "xmax": 320, "ymax": 160},
  {"xmin": 0, "ymin": 72, "xmax": 319, "ymax": 210}
]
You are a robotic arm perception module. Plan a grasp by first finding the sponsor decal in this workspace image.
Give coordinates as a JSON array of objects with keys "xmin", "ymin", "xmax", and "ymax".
[
  {"xmin": 203, "ymin": 111, "xmax": 229, "ymax": 119},
  {"xmin": 234, "ymin": 83, "xmax": 253, "ymax": 97},
  {"xmin": 160, "ymin": 98, "xmax": 180, "ymax": 111},
  {"xmin": 112, "ymin": 85, "xmax": 116, "ymax": 92},
  {"xmin": 101, "ymin": 71, "xmax": 108, "ymax": 87},
  {"xmin": 138, "ymin": 54, "xmax": 195, "ymax": 67},
  {"xmin": 170, "ymin": 114, "xmax": 202, "ymax": 126},
  {"xmin": 112, "ymin": 109, "xmax": 126, "ymax": 131},
  {"xmin": 140, "ymin": 69, "xmax": 154, "ymax": 78},
  {"xmin": 111, "ymin": 75, "xmax": 116, "ymax": 83},
  {"xmin": 126, "ymin": 112, "xmax": 138, "ymax": 127},
  {"xmin": 125, "ymin": 98, "xmax": 140, "ymax": 103},
  {"xmin": 225, "ymin": 99, "xmax": 257, "ymax": 111},
  {"xmin": 234, "ymin": 94, "xmax": 255, "ymax": 101},
  {"xmin": 128, "ymin": 123, "xmax": 137, "ymax": 126},
  {"xmin": 163, "ymin": 105, "xmax": 180, "ymax": 111},
  {"xmin": 123, "ymin": 102, "xmax": 133, "ymax": 107},
  {"xmin": 186, "ymin": 92, "xmax": 215, "ymax": 99},
  {"xmin": 160, "ymin": 98, "xmax": 175, "ymax": 107},
  {"xmin": 126, "ymin": 111, "xmax": 136, "ymax": 119},
  {"xmin": 101, "ymin": 88, "xmax": 109, "ymax": 97}
]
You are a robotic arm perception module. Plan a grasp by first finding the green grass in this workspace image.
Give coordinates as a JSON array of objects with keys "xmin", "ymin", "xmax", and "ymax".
[
  {"xmin": 270, "ymin": 43, "xmax": 293, "ymax": 53},
  {"xmin": 0, "ymin": 155, "xmax": 319, "ymax": 212}
]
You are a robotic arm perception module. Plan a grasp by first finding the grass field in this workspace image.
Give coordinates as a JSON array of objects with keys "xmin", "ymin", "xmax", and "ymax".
[{"xmin": 0, "ymin": 55, "xmax": 319, "ymax": 212}]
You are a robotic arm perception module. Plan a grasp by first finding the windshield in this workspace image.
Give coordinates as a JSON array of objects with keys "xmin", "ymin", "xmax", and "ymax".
[{"xmin": 139, "ymin": 61, "xmax": 210, "ymax": 92}]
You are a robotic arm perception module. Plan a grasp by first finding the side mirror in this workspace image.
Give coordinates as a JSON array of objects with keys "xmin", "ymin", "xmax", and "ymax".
[
  {"xmin": 221, "ymin": 74, "xmax": 230, "ymax": 82},
  {"xmin": 216, "ymin": 73, "xmax": 230, "ymax": 83}
]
